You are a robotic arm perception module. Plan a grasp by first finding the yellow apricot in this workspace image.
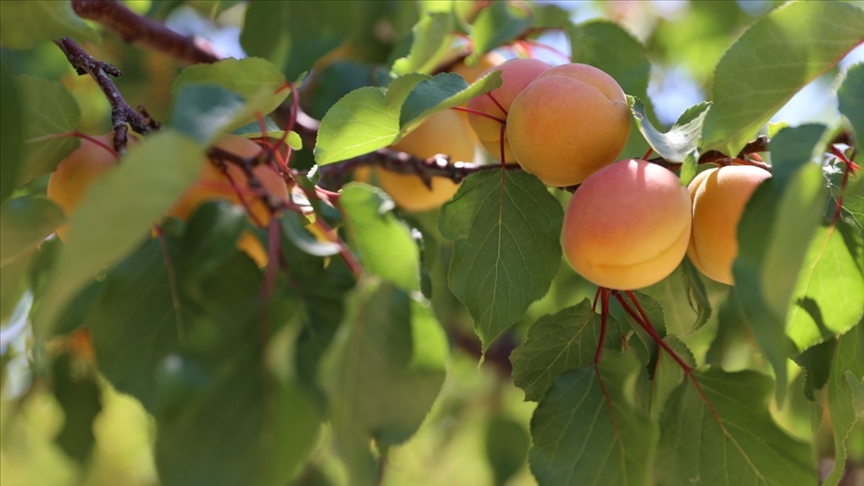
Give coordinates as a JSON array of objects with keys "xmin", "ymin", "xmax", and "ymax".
[
  {"xmin": 465, "ymin": 58, "xmax": 552, "ymax": 163},
  {"xmin": 47, "ymin": 132, "xmax": 134, "ymax": 240},
  {"xmin": 506, "ymin": 63, "xmax": 631, "ymax": 187},
  {"xmin": 376, "ymin": 110, "xmax": 475, "ymax": 212},
  {"xmin": 166, "ymin": 134, "xmax": 290, "ymax": 227},
  {"xmin": 687, "ymin": 165, "xmax": 772, "ymax": 285},
  {"xmin": 562, "ymin": 159, "xmax": 692, "ymax": 290}
]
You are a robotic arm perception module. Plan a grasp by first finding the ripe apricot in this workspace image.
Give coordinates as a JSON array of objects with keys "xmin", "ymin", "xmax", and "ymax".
[
  {"xmin": 507, "ymin": 63, "xmax": 630, "ymax": 187},
  {"xmin": 562, "ymin": 159, "xmax": 692, "ymax": 290},
  {"xmin": 47, "ymin": 132, "xmax": 133, "ymax": 240},
  {"xmin": 376, "ymin": 110, "xmax": 475, "ymax": 212},
  {"xmin": 465, "ymin": 58, "xmax": 551, "ymax": 163},
  {"xmin": 687, "ymin": 165, "xmax": 772, "ymax": 285}
]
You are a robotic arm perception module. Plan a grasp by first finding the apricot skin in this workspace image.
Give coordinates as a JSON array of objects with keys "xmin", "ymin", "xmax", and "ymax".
[
  {"xmin": 562, "ymin": 159, "xmax": 692, "ymax": 290},
  {"xmin": 465, "ymin": 58, "xmax": 552, "ymax": 163},
  {"xmin": 507, "ymin": 63, "xmax": 631, "ymax": 187},
  {"xmin": 687, "ymin": 165, "xmax": 772, "ymax": 285},
  {"xmin": 376, "ymin": 110, "xmax": 475, "ymax": 212}
]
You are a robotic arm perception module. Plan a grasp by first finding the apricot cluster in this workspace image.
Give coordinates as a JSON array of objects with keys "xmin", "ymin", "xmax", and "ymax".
[{"xmin": 47, "ymin": 133, "xmax": 288, "ymax": 265}]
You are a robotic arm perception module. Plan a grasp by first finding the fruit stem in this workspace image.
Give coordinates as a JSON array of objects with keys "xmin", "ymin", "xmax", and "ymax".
[
  {"xmin": 485, "ymin": 92, "xmax": 508, "ymax": 117},
  {"xmin": 593, "ymin": 288, "xmax": 611, "ymax": 364},
  {"xmin": 450, "ymin": 106, "xmax": 506, "ymax": 124}
]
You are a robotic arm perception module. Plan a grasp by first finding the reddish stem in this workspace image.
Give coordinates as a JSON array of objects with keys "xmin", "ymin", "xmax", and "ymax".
[
  {"xmin": 524, "ymin": 39, "xmax": 571, "ymax": 62},
  {"xmin": 593, "ymin": 288, "xmax": 611, "ymax": 364},
  {"xmin": 642, "ymin": 147, "xmax": 654, "ymax": 160},
  {"xmin": 450, "ymin": 106, "xmax": 506, "ymax": 124},
  {"xmin": 485, "ymin": 92, "xmax": 508, "ymax": 117}
]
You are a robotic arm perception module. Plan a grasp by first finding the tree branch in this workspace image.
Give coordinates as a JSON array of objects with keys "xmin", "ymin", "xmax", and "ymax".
[
  {"xmin": 55, "ymin": 37, "xmax": 161, "ymax": 151},
  {"xmin": 71, "ymin": 0, "xmax": 219, "ymax": 65}
]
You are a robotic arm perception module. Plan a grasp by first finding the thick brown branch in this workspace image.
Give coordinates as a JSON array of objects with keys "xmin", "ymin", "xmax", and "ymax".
[
  {"xmin": 316, "ymin": 149, "xmax": 522, "ymax": 190},
  {"xmin": 55, "ymin": 37, "xmax": 161, "ymax": 151},
  {"xmin": 71, "ymin": 0, "xmax": 219, "ymax": 65}
]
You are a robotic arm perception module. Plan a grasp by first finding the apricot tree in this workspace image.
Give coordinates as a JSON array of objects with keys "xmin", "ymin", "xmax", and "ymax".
[{"xmin": 1, "ymin": 1, "xmax": 863, "ymax": 486}]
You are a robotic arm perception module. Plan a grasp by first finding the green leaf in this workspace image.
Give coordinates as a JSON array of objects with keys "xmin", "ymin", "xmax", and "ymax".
[
  {"xmin": 793, "ymin": 338, "xmax": 838, "ymax": 401},
  {"xmin": 630, "ymin": 98, "xmax": 711, "ymax": 164},
  {"xmin": 392, "ymin": 13, "xmax": 454, "ymax": 76},
  {"xmin": 314, "ymin": 74, "xmax": 427, "ymax": 165},
  {"xmin": 232, "ymin": 118, "xmax": 303, "ymax": 151},
  {"xmin": 340, "ymin": 183, "xmax": 420, "ymax": 291},
  {"xmin": 0, "ymin": 197, "xmax": 65, "ymax": 267},
  {"xmin": 769, "ymin": 124, "xmax": 826, "ymax": 192},
  {"xmin": 87, "ymin": 238, "xmax": 181, "ymax": 412},
  {"xmin": 399, "ymin": 71, "xmax": 503, "ymax": 129},
  {"xmin": 178, "ymin": 201, "xmax": 247, "ymax": 295},
  {"xmin": 0, "ymin": 62, "xmax": 22, "ymax": 202},
  {"xmin": 656, "ymin": 368, "xmax": 818, "ymax": 486},
  {"xmin": 36, "ymin": 131, "xmax": 204, "ymax": 333},
  {"xmin": 52, "ymin": 354, "xmax": 102, "ymax": 464},
  {"xmin": 825, "ymin": 323, "xmax": 864, "ymax": 486},
  {"xmin": 838, "ymin": 63, "xmax": 864, "ymax": 147},
  {"xmin": 169, "ymin": 84, "xmax": 270, "ymax": 145},
  {"xmin": 642, "ymin": 262, "xmax": 710, "ymax": 336},
  {"xmin": 510, "ymin": 299, "xmax": 621, "ymax": 402},
  {"xmin": 733, "ymin": 127, "xmax": 830, "ymax": 401},
  {"xmin": 16, "ymin": 76, "xmax": 81, "ymax": 184},
  {"xmin": 0, "ymin": 1, "xmax": 100, "ymax": 50},
  {"xmin": 568, "ymin": 21, "xmax": 650, "ymax": 99},
  {"xmin": 321, "ymin": 279, "xmax": 447, "ymax": 485},
  {"xmin": 280, "ymin": 212, "xmax": 341, "ymax": 258},
  {"xmin": 438, "ymin": 171, "xmax": 563, "ymax": 350},
  {"xmin": 468, "ymin": 1, "xmax": 532, "ymax": 64},
  {"xmin": 529, "ymin": 352, "xmax": 658, "ymax": 486},
  {"xmin": 485, "ymin": 417, "xmax": 530, "ymax": 486},
  {"xmin": 701, "ymin": 1, "xmax": 864, "ymax": 156},
  {"xmin": 649, "ymin": 336, "xmax": 694, "ymax": 421},
  {"xmin": 170, "ymin": 57, "xmax": 289, "ymax": 123},
  {"xmin": 787, "ymin": 221, "xmax": 864, "ymax": 351}
]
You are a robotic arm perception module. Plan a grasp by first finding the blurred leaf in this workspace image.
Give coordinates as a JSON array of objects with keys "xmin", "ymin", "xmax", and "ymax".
[
  {"xmin": 701, "ymin": 1, "xmax": 864, "ymax": 156},
  {"xmin": 838, "ymin": 63, "xmax": 864, "ymax": 147},
  {"xmin": 825, "ymin": 323, "xmax": 864, "ymax": 486},
  {"xmin": 485, "ymin": 417, "xmax": 530, "ymax": 486},
  {"xmin": 787, "ymin": 221, "xmax": 864, "ymax": 351},
  {"xmin": 0, "ymin": 1, "xmax": 99, "ymax": 49},
  {"xmin": 793, "ymin": 338, "xmax": 837, "ymax": 401},
  {"xmin": 87, "ymin": 237, "xmax": 181, "ymax": 412},
  {"xmin": 568, "ymin": 21, "xmax": 650, "ymax": 99},
  {"xmin": 281, "ymin": 212, "xmax": 341, "ymax": 257},
  {"xmin": 232, "ymin": 118, "xmax": 303, "ymax": 151},
  {"xmin": 340, "ymin": 183, "xmax": 419, "ymax": 291},
  {"xmin": 0, "ymin": 197, "xmax": 65, "ymax": 267},
  {"xmin": 630, "ymin": 98, "xmax": 710, "ymax": 164},
  {"xmin": 52, "ymin": 354, "xmax": 102, "ymax": 464},
  {"xmin": 52, "ymin": 280, "xmax": 101, "ymax": 336},
  {"xmin": 0, "ymin": 62, "xmax": 22, "ymax": 202},
  {"xmin": 530, "ymin": 3, "xmax": 572, "ymax": 29},
  {"xmin": 679, "ymin": 152, "xmax": 698, "ymax": 187},
  {"xmin": 529, "ymin": 352, "xmax": 658, "ymax": 486},
  {"xmin": 769, "ymin": 124, "xmax": 826, "ymax": 192},
  {"xmin": 392, "ymin": 13, "xmax": 454, "ymax": 76},
  {"xmin": 305, "ymin": 60, "xmax": 394, "ymax": 120},
  {"xmin": 399, "ymin": 71, "xmax": 503, "ymax": 128},
  {"xmin": 16, "ymin": 75, "xmax": 81, "ymax": 184},
  {"xmin": 170, "ymin": 57, "xmax": 289, "ymax": 124},
  {"xmin": 656, "ymin": 369, "xmax": 818, "ymax": 486},
  {"xmin": 169, "ymin": 84, "xmax": 272, "ymax": 145},
  {"xmin": 439, "ymin": 171, "xmax": 562, "ymax": 351},
  {"xmin": 469, "ymin": 1, "xmax": 532, "ymax": 64},
  {"xmin": 510, "ymin": 299, "xmax": 621, "ymax": 402},
  {"xmin": 37, "ymin": 131, "xmax": 203, "ymax": 334},
  {"xmin": 321, "ymin": 279, "xmax": 447, "ymax": 485},
  {"xmin": 178, "ymin": 201, "xmax": 247, "ymax": 295},
  {"xmin": 0, "ymin": 250, "xmax": 31, "ymax": 323},
  {"xmin": 733, "ymin": 126, "xmax": 830, "ymax": 401}
]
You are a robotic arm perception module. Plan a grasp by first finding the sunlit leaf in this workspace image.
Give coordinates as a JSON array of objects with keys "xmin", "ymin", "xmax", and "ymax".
[
  {"xmin": 399, "ymin": 71, "xmax": 503, "ymax": 129},
  {"xmin": 392, "ymin": 13, "xmax": 454, "ymax": 76},
  {"xmin": 825, "ymin": 323, "xmax": 864, "ymax": 486},
  {"xmin": 630, "ymin": 98, "xmax": 710, "ymax": 164}
]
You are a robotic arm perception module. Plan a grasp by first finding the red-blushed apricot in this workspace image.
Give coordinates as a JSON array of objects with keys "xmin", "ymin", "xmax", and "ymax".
[
  {"xmin": 687, "ymin": 165, "xmax": 772, "ymax": 285},
  {"xmin": 466, "ymin": 58, "xmax": 552, "ymax": 163},
  {"xmin": 376, "ymin": 110, "xmax": 476, "ymax": 212},
  {"xmin": 47, "ymin": 132, "xmax": 136, "ymax": 240},
  {"xmin": 507, "ymin": 63, "xmax": 630, "ymax": 187},
  {"xmin": 562, "ymin": 159, "xmax": 692, "ymax": 290}
]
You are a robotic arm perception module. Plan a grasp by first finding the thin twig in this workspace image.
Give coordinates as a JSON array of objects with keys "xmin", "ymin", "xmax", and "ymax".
[
  {"xmin": 71, "ymin": 0, "xmax": 219, "ymax": 65},
  {"xmin": 55, "ymin": 37, "xmax": 161, "ymax": 151}
]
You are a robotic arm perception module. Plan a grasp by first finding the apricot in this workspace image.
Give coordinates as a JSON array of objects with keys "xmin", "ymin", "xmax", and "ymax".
[
  {"xmin": 562, "ymin": 159, "xmax": 692, "ymax": 290},
  {"xmin": 450, "ymin": 52, "xmax": 506, "ymax": 144},
  {"xmin": 687, "ymin": 165, "xmax": 772, "ymax": 285},
  {"xmin": 465, "ymin": 58, "xmax": 551, "ymax": 163},
  {"xmin": 376, "ymin": 110, "xmax": 475, "ymax": 212},
  {"xmin": 47, "ymin": 133, "xmax": 133, "ymax": 240},
  {"xmin": 506, "ymin": 63, "xmax": 630, "ymax": 187}
]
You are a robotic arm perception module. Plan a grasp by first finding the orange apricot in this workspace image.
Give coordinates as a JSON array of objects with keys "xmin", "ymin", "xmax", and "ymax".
[
  {"xmin": 376, "ymin": 110, "xmax": 475, "ymax": 212},
  {"xmin": 562, "ymin": 159, "xmax": 692, "ymax": 290},
  {"xmin": 465, "ymin": 58, "xmax": 551, "ymax": 163},
  {"xmin": 507, "ymin": 63, "xmax": 631, "ymax": 187},
  {"xmin": 687, "ymin": 165, "xmax": 772, "ymax": 285}
]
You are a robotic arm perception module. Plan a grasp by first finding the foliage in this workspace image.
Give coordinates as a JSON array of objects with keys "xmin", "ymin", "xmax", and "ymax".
[{"xmin": 1, "ymin": 1, "xmax": 863, "ymax": 485}]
